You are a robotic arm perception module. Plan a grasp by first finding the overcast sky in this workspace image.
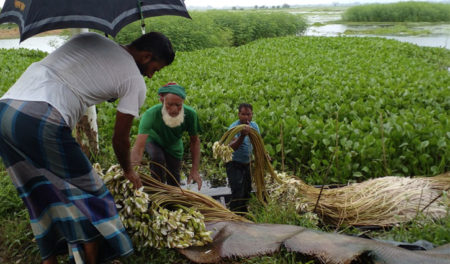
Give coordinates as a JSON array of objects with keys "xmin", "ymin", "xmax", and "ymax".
[
  {"xmin": 0, "ymin": 0, "xmax": 448, "ymax": 10},
  {"xmin": 184, "ymin": 0, "xmax": 447, "ymax": 8},
  {"xmin": 185, "ymin": 0, "xmax": 395, "ymax": 8}
]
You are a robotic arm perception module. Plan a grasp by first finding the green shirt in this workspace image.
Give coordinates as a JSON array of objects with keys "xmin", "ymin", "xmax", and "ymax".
[{"xmin": 138, "ymin": 104, "xmax": 201, "ymax": 160}]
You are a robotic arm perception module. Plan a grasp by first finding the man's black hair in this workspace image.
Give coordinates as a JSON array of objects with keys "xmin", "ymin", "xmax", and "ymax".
[
  {"xmin": 238, "ymin": 103, "xmax": 253, "ymax": 112},
  {"xmin": 130, "ymin": 32, "xmax": 175, "ymax": 65}
]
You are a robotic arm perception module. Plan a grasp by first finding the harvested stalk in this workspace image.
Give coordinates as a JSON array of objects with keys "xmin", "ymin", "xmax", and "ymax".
[
  {"xmin": 94, "ymin": 163, "xmax": 248, "ymax": 251},
  {"xmin": 212, "ymin": 126, "xmax": 449, "ymax": 227},
  {"xmin": 266, "ymin": 171, "xmax": 450, "ymax": 227},
  {"xmin": 213, "ymin": 124, "xmax": 281, "ymax": 204}
]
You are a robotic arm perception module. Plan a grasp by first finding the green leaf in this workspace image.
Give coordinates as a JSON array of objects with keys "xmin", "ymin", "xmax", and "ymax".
[
  {"xmin": 276, "ymin": 144, "xmax": 282, "ymax": 153},
  {"xmin": 419, "ymin": 140, "xmax": 430, "ymax": 150},
  {"xmin": 353, "ymin": 172, "xmax": 363, "ymax": 178}
]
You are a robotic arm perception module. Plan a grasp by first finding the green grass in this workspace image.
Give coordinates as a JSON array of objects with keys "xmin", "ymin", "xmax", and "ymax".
[
  {"xmin": 232, "ymin": 249, "xmax": 317, "ymax": 264},
  {"xmin": 0, "ymin": 24, "xmax": 16, "ymax": 30},
  {"xmin": 342, "ymin": 2, "xmax": 450, "ymax": 22},
  {"xmin": 248, "ymin": 196, "xmax": 320, "ymax": 229},
  {"xmin": 0, "ymin": 210, "xmax": 40, "ymax": 263},
  {"xmin": 377, "ymin": 214, "xmax": 450, "ymax": 246}
]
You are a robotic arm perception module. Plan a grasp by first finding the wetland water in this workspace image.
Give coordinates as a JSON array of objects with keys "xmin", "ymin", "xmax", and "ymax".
[
  {"xmin": 299, "ymin": 11, "xmax": 450, "ymax": 49},
  {"xmin": 0, "ymin": 35, "xmax": 67, "ymax": 52}
]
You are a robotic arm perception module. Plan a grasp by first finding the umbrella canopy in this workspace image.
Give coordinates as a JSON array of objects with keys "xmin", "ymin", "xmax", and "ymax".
[{"xmin": 0, "ymin": 0, "xmax": 190, "ymax": 42}]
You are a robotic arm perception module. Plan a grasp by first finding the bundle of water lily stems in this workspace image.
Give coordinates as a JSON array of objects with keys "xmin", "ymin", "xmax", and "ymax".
[
  {"xmin": 213, "ymin": 124, "xmax": 281, "ymax": 204},
  {"xmin": 213, "ymin": 125, "xmax": 449, "ymax": 227},
  {"xmin": 266, "ymin": 171, "xmax": 450, "ymax": 227},
  {"xmin": 94, "ymin": 163, "xmax": 248, "ymax": 250}
]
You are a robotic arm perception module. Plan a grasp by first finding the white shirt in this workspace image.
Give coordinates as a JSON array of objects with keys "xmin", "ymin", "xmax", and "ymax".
[{"xmin": 1, "ymin": 32, "xmax": 146, "ymax": 128}]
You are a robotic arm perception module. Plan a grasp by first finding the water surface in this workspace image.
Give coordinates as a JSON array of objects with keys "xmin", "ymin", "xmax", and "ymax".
[
  {"xmin": 300, "ymin": 11, "xmax": 450, "ymax": 49},
  {"xmin": 0, "ymin": 35, "xmax": 67, "ymax": 52}
]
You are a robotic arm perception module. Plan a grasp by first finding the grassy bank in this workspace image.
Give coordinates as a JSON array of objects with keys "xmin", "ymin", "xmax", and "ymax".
[{"xmin": 342, "ymin": 1, "xmax": 450, "ymax": 22}]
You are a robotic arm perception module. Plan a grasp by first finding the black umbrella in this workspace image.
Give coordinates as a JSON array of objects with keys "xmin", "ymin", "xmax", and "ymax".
[{"xmin": 0, "ymin": 0, "xmax": 190, "ymax": 42}]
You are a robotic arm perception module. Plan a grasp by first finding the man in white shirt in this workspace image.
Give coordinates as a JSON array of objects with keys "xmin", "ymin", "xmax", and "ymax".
[{"xmin": 0, "ymin": 32, "xmax": 173, "ymax": 263}]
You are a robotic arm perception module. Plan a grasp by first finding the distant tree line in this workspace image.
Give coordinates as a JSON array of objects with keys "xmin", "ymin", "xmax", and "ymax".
[{"xmin": 252, "ymin": 4, "xmax": 290, "ymax": 9}]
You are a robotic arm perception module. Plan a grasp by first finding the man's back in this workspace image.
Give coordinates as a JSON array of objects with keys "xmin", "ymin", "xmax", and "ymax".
[{"xmin": 2, "ymin": 33, "xmax": 146, "ymax": 128}]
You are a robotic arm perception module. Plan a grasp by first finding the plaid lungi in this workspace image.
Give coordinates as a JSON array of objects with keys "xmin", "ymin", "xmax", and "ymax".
[{"xmin": 0, "ymin": 99, "xmax": 133, "ymax": 263}]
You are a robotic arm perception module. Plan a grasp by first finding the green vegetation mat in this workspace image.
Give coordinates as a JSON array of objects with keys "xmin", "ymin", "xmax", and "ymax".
[
  {"xmin": 344, "ymin": 24, "xmax": 431, "ymax": 36},
  {"xmin": 146, "ymin": 36, "xmax": 449, "ymax": 184},
  {"xmin": 342, "ymin": 2, "xmax": 450, "ymax": 22},
  {"xmin": 1, "ymin": 36, "xmax": 449, "ymax": 184}
]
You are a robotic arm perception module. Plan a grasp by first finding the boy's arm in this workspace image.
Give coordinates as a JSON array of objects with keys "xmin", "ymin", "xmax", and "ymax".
[{"xmin": 229, "ymin": 124, "xmax": 251, "ymax": 150}]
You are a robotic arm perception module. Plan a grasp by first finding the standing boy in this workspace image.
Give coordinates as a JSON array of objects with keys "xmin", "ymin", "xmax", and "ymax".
[{"xmin": 226, "ymin": 103, "xmax": 260, "ymax": 212}]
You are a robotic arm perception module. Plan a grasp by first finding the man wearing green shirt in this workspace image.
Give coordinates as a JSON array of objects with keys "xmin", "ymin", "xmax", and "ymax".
[{"xmin": 131, "ymin": 83, "xmax": 202, "ymax": 190}]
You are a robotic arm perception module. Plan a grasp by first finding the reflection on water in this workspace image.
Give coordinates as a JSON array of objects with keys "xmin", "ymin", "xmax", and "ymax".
[
  {"xmin": 383, "ymin": 35, "xmax": 449, "ymax": 49},
  {"xmin": 291, "ymin": 11, "xmax": 341, "ymax": 24},
  {"xmin": 305, "ymin": 24, "xmax": 346, "ymax": 36},
  {"xmin": 0, "ymin": 35, "xmax": 67, "ymax": 53}
]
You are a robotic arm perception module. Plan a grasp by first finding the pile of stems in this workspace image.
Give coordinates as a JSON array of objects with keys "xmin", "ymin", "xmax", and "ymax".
[{"xmin": 267, "ymin": 171, "xmax": 450, "ymax": 227}]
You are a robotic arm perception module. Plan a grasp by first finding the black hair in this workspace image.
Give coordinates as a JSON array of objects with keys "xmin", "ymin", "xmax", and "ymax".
[
  {"xmin": 238, "ymin": 103, "xmax": 253, "ymax": 112},
  {"xmin": 130, "ymin": 32, "xmax": 175, "ymax": 65}
]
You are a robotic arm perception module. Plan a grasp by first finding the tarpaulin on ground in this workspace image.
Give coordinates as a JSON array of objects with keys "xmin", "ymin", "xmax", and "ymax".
[{"xmin": 180, "ymin": 221, "xmax": 450, "ymax": 264}]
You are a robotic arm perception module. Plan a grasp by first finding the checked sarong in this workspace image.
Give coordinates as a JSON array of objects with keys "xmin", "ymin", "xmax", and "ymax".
[{"xmin": 0, "ymin": 99, "xmax": 133, "ymax": 263}]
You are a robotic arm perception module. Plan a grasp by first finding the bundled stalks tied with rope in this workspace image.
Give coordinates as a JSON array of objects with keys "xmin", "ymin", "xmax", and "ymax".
[
  {"xmin": 213, "ymin": 125, "xmax": 449, "ymax": 227},
  {"xmin": 94, "ymin": 163, "xmax": 248, "ymax": 251},
  {"xmin": 266, "ymin": 171, "xmax": 450, "ymax": 227},
  {"xmin": 213, "ymin": 124, "xmax": 281, "ymax": 204}
]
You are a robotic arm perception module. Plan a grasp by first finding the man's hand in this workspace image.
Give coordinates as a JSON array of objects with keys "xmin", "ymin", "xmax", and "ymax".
[
  {"xmin": 230, "ymin": 124, "xmax": 251, "ymax": 151},
  {"xmin": 187, "ymin": 169, "xmax": 202, "ymax": 191},
  {"xmin": 131, "ymin": 134, "xmax": 149, "ymax": 166},
  {"xmin": 124, "ymin": 169, "xmax": 142, "ymax": 189},
  {"xmin": 130, "ymin": 151, "xmax": 142, "ymax": 166}
]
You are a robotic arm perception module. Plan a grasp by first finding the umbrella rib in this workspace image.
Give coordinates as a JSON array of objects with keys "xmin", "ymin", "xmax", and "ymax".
[
  {"xmin": 0, "ymin": 11, "xmax": 26, "ymax": 29},
  {"xmin": 23, "ymin": 15, "xmax": 114, "ymax": 31},
  {"xmin": 111, "ymin": 4, "xmax": 189, "ymax": 26}
]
